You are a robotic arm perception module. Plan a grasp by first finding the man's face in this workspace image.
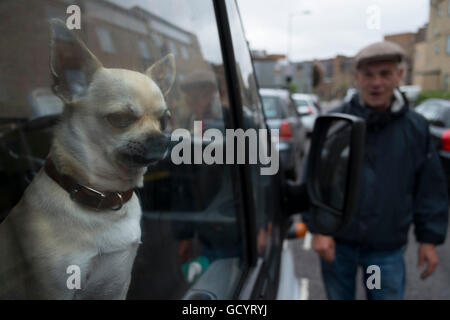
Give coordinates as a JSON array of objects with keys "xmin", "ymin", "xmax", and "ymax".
[{"xmin": 355, "ymin": 60, "xmax": 404, "ymax": 110}]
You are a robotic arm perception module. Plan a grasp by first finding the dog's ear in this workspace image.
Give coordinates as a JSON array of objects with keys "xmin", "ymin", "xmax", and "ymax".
[
  {"xmin": 49, "ymin": 19, "xmax": 102, "ymax": 104},
  {"xmin": 146, "ymin": 54, "xmax": 176, "ymax": 96}
]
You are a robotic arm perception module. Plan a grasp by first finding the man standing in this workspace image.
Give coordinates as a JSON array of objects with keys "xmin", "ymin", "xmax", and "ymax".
[{"xmin": 310, "ymin": 41, "xmax": 448, "ymax": 299}]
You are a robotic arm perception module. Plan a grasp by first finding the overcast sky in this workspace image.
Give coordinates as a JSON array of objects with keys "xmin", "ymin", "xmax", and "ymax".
[{"xmin": 237, "ymin": 0, "xmax": 430, "ymax": 62}]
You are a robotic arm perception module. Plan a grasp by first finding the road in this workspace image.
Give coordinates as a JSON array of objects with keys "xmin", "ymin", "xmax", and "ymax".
[{"xmin": 291, "ymin": 220, "xmax": 450, "ymax": 299}]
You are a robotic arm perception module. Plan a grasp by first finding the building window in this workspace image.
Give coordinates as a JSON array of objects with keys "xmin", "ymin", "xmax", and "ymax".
[
  {"xmin": 447, "ymin": 35, "xmax": 450, "ymax": 54},
  {"xmin": 448, "ymin": 0, "xmax": 450, "ymax": 15},
  {"xmin": 138, "ymin": 40, "xmax": 150, "ymax": 59},
  {"xmin": 168, "ymin": 40, "xmax": 178, "ymax": 57},
  {"xmin": 180, "ymin": 46, "xmax": 190, "ymax": 60},
  {"xmin": 444, "ymin": 74, "xmax": 450, "ymax": 90},
  {"xmin": 438, "ymin": 7, "xmax": 443, "ymax": 17},
  {"xmin": 151, "ymin": 33, "xmax": 163, "ymax": 48},
  {"xmin": 435, "ymin": 43, "xmax": 441, "ymax": 54},
  {"xmin": 95, "ymin": 27, "xmax": 115, "ymax": 54}
]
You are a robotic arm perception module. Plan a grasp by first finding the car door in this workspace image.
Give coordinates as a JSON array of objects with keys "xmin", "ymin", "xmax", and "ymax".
[
  {"xmin": 220, "ymin": 0, "xmax": 286, "ymax": 299},
  {"xmin": 0, "ymin": 0, "xmax": 255, "ymax": 300}
]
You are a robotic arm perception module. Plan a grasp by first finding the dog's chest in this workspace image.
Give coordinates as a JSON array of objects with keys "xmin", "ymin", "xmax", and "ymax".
[{"xmin": 68, "ymin": 205, "xmax": 142, "ymax": 299}]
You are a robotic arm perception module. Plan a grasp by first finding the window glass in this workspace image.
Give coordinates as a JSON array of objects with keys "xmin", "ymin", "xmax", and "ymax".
[
  {"xmin": 167, "ymin": 40, "xmax": 178, "ymax": 57},
  {"xmin": 96, "ymin": 27, "xmax": 116, "ymax": 53},
  {"xmin": 0, "ymin": 0, "xmax": 244, "ymax": 300},
  {"xmin": 294, "ymin": 99, "xmax": 309, "ymax": 107},
  {"xmin": 447, "ymin": 35, "xmax": 450, "ymax": 54},
  {"xmin": 137, "ymin": 40, "xmax": 150, "ymax": 59},
  {"xmin": 152, "ymin": 33, "xmax": 163, "ymax": 48},
  {"xmin": 261, "ymin": 96, "xmax": 284, "ymax": 119},
  {"xmin": 225, "ymin": 0, "xmax": 281, "ymax": 273},
  {"xmin": 416, "ymin": 102, "xmax": 450, "ymax": 127},
  {"xmin": 435, "ymin": 43, "xmax": 440, "ymax": 54},
  {"xmin": 181, "ymin": 46, "xmax": 190, "ymax": 60}
]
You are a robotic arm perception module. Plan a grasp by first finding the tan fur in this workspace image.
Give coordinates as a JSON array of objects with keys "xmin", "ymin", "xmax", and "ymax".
[{"xmin": 0, "ymin": 19, "xmax": 175, "ymax": 299}]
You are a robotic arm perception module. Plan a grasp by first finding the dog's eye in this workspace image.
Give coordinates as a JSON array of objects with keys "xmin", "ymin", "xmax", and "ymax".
[
  {"xmin": 106, "ymin": 112, "xmax": 138, "ymax": 128},
  {"xmin": 159, "ymin": 110, "xmax": 171, "ymax": 131}
]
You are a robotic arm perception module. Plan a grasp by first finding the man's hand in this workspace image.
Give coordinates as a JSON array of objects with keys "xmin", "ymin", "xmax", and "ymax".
[
  {"xmin": 313, "ymin": 234, "xmax": 335, "ymax": 263},
  {"xmin": 418, "ymin": 243, "xmax": 439, "ymax": 280}
]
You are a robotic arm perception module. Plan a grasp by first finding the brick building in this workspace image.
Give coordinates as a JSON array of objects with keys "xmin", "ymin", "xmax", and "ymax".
[
  {"xmin": 0, "ymin": 0, "xmax": 208, "ymax": 118},
  {"xmin": 314, "ymin": 55, "xmax": 354, "ymax": 100},
  {"xmin": 413, "ymin": 0, "xmax": 450, "ymax": 90},
  {"xmin": 384, "ymin": 32, "xmax": 417, "ymax": 85}
]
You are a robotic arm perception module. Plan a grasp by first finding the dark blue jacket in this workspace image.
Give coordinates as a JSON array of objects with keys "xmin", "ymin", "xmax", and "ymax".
[{"xmin": 306, "ymin": 92, "xmax": 448, "ymax": 250}]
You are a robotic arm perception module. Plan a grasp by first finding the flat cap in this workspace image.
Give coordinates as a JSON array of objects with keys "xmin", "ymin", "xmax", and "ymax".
[{"xmin": 355, "ymin": 41, "xmax": 405, "ymax": 69}]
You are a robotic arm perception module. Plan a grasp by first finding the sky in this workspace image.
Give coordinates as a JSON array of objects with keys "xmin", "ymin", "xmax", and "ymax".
[{"xmin": 237, "ymin": 0, "xmax": 430, "ymax": 62}]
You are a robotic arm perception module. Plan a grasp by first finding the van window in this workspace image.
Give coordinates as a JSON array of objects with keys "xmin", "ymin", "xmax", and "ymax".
[
  {"xmin": 225, "ymin": 0, "xmax": 281, "ymax": 270},
  {"xmin": 0, "ymin": 0, "xmax": 245, "ymax": 299}
]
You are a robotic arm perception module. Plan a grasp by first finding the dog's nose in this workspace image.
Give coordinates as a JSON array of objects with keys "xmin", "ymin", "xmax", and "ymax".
[{"xmin": 144, "ymin": 133, "xmax": 170, "ymax": 162}]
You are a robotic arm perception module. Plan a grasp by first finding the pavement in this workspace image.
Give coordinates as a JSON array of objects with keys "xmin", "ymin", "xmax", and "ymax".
[{"xmin": 291, "ymin": 221, "xmax": 450, "ymax": 299}]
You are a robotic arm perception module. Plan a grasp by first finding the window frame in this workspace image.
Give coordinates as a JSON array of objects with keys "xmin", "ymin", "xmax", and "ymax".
[
  {"xmin": 214, "ymin": 0, "xmax": 284, "ymax": 300},
  {"xmin": 213, "ymin": 0, "xmax": 260, "ymax": 298}
]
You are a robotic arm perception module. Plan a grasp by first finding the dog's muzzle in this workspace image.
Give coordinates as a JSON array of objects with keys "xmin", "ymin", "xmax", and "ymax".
[{"xmin": 121, "ymin": 134, "xmax": 170, "ymax": 167}]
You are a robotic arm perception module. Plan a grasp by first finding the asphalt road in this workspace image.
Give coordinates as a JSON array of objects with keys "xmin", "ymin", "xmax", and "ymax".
[{"xmin": 291, "ymin": 219, "xmax": 450, "ymax": 300}]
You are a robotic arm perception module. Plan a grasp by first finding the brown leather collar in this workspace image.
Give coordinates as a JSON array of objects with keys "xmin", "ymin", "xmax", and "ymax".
[{"xmin": 44, "ymin": 158, "xmax": 134, "ymax": 211}]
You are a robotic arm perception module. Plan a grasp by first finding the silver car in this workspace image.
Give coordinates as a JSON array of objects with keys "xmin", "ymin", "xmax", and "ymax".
[
  {"xmin": 260, "ymin": 88, "xmax": 308, "ymax": 183},
  {"xmin": 292, "ymin": 93, "xmax": 319, "ymax": 136}
]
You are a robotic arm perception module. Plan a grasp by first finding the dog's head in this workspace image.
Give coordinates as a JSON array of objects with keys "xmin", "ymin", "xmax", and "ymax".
[{"xmin": 49, "ymin": 19, "xmax": 175, "ymax": 170}]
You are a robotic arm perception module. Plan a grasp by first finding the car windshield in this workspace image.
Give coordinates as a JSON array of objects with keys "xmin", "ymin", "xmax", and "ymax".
[
  {"xmin": 293, "ymin": 99, "xmax": 309, "ymax": 107},
  {"xmin": 415, "ymin": 101, "xmax": 450, "ymax": 128},
  {"xmin": 261, "ymin": 95, "xmax": 284, "ymax": 119}
]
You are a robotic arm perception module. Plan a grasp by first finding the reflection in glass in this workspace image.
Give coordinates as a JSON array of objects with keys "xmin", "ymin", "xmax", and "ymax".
[
  {"xmin": 316, "ymin": 120, "xmax": 351, "ymax": 211},
  {"xmin": 0, "ymin": 0, "xmax": 243, "ymax": 300}
]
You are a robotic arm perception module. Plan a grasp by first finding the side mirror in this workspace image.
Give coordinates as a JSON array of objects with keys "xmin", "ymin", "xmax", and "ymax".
[{"xmin": 306, "ymin": 114, "xmax": 365, "ymax": 235}]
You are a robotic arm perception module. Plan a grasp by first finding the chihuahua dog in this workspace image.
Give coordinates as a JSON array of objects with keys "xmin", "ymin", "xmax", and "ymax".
[{"xmin": 0, "ymin": 19, "xmax": 175, "ymax": 299}]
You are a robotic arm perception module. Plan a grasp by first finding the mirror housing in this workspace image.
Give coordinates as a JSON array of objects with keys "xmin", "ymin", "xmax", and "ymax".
[
  {"xmin": 283, "ymin": 113, "xmax": 365, "ymax": 236},
  {"xmin": 307, "ymin": 114, "xmax": 365, "ymax": 235}
]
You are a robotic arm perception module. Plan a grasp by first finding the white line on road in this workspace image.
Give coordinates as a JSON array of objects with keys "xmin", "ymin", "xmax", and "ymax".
[
  {"xmin": 303, "ymin": 231, "xmax": 312, "ymax": 250},
  {"xmin": 300, "ymin": 278, "xmax": 309, "ymax": 300}
]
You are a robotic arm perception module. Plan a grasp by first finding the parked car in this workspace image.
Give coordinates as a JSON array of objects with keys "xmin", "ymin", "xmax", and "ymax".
[
  {"xmin": 292, "ymin": 93, "xmax": 320, "ymax": 136},
  {"xmin": 400, "ymin": 85, "xmax": 421, "ymax": 107},
  {"xmin": 0, "ymin": 0, "xmax": 365, "ymax": 301},
  {"xmin": 259, "ymin": 88, "xmax": 308, "ymax": 183},
  {"xmin": 414, "ymin": 99, "xmax": 450, "ymax": 191},
  {"xmin": 306, "ymin": 93, "xmax": 322, "ymax": 113}
]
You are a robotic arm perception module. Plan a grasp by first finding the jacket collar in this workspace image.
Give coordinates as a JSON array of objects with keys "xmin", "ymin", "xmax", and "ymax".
[{"xmin": 351, "ymin": 88, "xmax": 408, "ymax": 132}]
